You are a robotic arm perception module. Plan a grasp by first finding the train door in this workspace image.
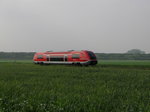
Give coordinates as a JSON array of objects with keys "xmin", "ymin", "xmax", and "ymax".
[
  {"xmin": 46, "ymin": 55, "xmax": 50, "ymax": 61},
  {"xmin": 64, "ymin": 55, "xmax": 68, "ymax": 61}
]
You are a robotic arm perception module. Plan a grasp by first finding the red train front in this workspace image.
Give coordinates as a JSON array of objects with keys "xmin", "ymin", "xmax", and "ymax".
[{"xmin": 33, "ymin": 50, "xmax": 97, "ymax": 65}]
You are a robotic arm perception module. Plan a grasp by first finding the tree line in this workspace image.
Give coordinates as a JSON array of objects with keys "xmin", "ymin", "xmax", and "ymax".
[
  {"xmin": 0, "ymin": 52, "xmax": 35, "ymax": 60},
  {"xmin": 0, "ymin": 52, "xmax": 150, "ymax": 60},
  {"xmin": 95, "ymin": 53, "xmax": 150, "ymax": 60}
]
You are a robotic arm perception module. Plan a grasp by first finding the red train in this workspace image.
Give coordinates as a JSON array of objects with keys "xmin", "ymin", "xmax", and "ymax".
[{"xmin": 33, "ymin": 50, "xmax": 97, "ymax": 65}]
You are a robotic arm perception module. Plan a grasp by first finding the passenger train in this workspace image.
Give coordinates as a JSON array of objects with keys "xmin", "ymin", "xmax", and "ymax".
[{"xmin": 33, "ymin": 50, "xmax": 97, "ymax": 65}]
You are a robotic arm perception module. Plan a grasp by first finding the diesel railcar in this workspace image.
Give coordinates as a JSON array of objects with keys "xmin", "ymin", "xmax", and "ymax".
[{"xmin": 33, "ymin": 50, "xmax": 97, "ymax": 65}]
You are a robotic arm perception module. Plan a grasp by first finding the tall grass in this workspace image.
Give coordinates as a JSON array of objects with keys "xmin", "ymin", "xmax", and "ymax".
[{"xmin": 0, "ymin": 62, "xmax": 149, "ymax": 112}]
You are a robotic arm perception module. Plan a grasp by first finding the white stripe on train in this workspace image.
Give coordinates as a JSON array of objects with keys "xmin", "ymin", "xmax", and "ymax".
[{"xmin": 34, "ymin": 61, "xmax": 90, "ymax": 65}]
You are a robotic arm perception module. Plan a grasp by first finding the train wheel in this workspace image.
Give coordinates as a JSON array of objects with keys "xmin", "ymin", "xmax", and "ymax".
[{"xmin": 40, "ymin": 62, "xmax": 44, "ymax": 65}]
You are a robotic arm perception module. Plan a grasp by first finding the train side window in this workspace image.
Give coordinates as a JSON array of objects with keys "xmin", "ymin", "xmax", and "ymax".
[
  {"xmin": 82, "ymin": 53, "xmax": 85, "ymax": 57},
  {"xmin": 72, "ymin": 54, "xmax": 80, "ymax": 59},
  {"xmin": 50, "ymin": 56, "xmax": 64, "ymax": 61},
  {"xmin": 37, "ymin": 55, "xmax": 43, "ymax": 59}
]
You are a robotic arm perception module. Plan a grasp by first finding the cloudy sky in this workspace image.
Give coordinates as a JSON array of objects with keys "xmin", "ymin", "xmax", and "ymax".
[{"xmin": 0, "ymin": 0, "xmax": 150, "ymax": 53}]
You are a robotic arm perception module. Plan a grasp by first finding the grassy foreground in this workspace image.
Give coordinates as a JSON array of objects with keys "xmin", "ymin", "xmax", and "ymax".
[{"xmin": 0, "ymin": 61, "xmax": 150, "ymax": 112}]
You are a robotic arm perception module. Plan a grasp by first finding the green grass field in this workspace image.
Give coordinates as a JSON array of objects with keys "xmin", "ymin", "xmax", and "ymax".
[{"xmin": 0, "ymin": 61, "xmax": 150, "ymax": 112}]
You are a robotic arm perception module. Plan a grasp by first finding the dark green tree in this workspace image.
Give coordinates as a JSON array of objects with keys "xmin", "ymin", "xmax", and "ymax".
[{"xmin": 126, "ymin": 49, "xmax": 146, "ymax": 54}]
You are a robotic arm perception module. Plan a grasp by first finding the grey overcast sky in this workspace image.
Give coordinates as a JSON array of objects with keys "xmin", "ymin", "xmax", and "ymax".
[{"xmin": 0, "ymin": 0, "xmax": 150, "ymax": 53}]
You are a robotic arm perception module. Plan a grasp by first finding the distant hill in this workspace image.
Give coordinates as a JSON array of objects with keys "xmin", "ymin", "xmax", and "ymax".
[{"xmin": 0, "ymin": 52, "xmax": 150, "ymax": 60}]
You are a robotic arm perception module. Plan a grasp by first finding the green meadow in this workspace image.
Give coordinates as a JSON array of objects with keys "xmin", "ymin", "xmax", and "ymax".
[{"xmin": 0, "ymin": 61, "xmax": 150, "ymax": 112}]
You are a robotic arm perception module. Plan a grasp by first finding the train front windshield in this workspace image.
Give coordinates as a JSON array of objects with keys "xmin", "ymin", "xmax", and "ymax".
[{"xmin": 87, "ymin": 51, "xmax": 97, "ymax": 59}]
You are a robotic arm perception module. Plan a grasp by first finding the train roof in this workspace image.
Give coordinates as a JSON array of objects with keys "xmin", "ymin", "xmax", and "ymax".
[
  {"xmin": 44, "ymin": 50, "xmax": 87, "ymax": 54},
  {"xmin": 35, "ymin": 50, "xmax": 89, "ymax": 55}
]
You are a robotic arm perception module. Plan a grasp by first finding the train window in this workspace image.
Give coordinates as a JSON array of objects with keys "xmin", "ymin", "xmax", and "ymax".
[
  {"xmin": 82, "ymin": 53, "xmax": 85, "ymax": 57},
  {"xmin": 72, "ymin": 54, "xmax": 80, "ymax": 59},
  {"xmin": 50, "ymin": 56, "xmax": 64, "ymax": 61},
  {"xmin": 37, "ymin": 55, "xmax": 43, "ymax": 59},
  {"xmin": 87, "ymin": 52, "xmax": 96, "ymax": 59}
]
